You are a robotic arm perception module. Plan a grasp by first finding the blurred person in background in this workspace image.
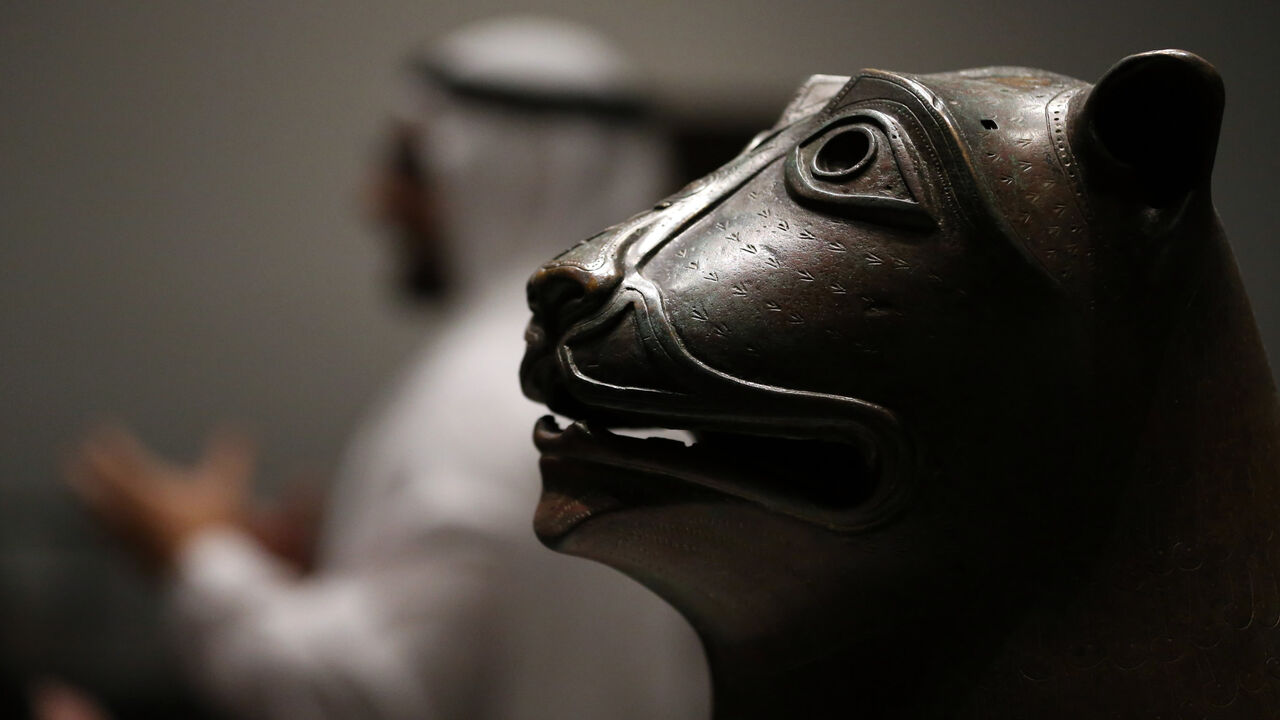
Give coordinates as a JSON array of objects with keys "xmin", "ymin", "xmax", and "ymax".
[{"xmin": 67, "ymin": 16, "xmax": 708, "ymax": 720}]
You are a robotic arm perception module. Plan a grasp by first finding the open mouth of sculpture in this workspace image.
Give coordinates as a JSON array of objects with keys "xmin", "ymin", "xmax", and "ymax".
[{"xmin": 532, "ymin": 414, "xmax": 880, "ymax": 543}]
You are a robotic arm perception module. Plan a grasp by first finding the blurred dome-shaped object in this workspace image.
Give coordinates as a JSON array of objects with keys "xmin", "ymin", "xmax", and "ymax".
[{"xmin": 423, "ymin": 16, "xmax": 643, "ymax": 104}]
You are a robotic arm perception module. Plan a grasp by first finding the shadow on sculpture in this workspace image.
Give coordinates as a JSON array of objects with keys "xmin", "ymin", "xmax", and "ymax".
[{"xmin": 521, "ymin": 49, "xmax": 1280, "ymax": 717}]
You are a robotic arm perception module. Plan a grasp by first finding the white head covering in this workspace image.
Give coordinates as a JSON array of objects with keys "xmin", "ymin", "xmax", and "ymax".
[
  {"xmin": 401, "ymin": 17, "xmax": 671, "ymax": 297},
  {"xmin": 430, "ymin": 16, "xmax": 640, "ymax": 99}
]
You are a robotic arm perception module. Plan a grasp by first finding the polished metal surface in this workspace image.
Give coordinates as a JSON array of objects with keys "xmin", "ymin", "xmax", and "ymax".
[{"xmin": 521, "ymin": 50, "xmax": 1279, "ymax": 717}]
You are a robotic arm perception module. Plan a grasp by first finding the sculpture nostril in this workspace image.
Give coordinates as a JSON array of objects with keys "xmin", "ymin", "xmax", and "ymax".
[
  {"xmin": 527, "ymin": 260, "xmax": 622, "ymax": 338},
  {"xmin": 526, "ymin": 268, "xmax": 591, "ymax": 344},
  {"xmin": 522, "ymin": 265, "xmax": 610, "ymax": 405},
  {"xmin": 527, "ymin": 222, "xmax": 637, "ymax": 339},
  {"xmin": 534, "ymin": 275, "xmax": 586, "ymax": 320}
]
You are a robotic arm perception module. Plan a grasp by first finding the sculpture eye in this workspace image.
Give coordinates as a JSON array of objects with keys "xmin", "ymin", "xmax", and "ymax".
[
  {"xmin": 785, "ymin": 113, "xmax": 936, "ymax": 231},
  {"xmin": 812, "ymin": 126, "xmax": 876, "ymax": 179}
]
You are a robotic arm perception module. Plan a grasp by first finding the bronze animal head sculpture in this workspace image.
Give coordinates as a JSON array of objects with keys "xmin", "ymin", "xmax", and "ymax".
[{"xmin": 521, "ymin": 50, "xmax": 1280, "ymax": 717}]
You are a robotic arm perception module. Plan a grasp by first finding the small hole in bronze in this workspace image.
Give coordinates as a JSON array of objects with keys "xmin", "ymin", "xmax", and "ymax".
[
  {"xmin": 981, "ymin": 119, "xmax": 999, "ymax": 130},
  {"xmin": 812, "ymin": 127, "xmax": 874, "ymax": 178}
]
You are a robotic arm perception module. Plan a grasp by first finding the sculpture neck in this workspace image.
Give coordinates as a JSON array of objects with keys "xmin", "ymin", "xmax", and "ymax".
[
  {"xmin": 967, "ymin": 228, "xmax": 1280, "ymax": 717},
  {"xmin": 704, "ymin": 641, "xmax": 950, "ymax": 719}
]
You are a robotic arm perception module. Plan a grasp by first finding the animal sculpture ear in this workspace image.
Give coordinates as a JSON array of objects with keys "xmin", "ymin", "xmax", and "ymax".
[
  {"xmin": 777, "ymin": 74, "xmax": 851, "ymax": 127},
  {"xmin": 1079, "ymin": 49, "xmax": 1224, "ymax": 208}
]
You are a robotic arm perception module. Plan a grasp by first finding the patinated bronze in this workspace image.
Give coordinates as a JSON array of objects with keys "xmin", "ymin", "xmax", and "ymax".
[{"xmin": 521, "ymin": 50, "xmax": 1280, "ymax": 717}]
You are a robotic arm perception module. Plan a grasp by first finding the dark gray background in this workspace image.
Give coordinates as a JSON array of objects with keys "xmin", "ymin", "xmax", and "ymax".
[{"xmin": 2, "ymin": 0, "xmax": 1276, "ymax": 711}]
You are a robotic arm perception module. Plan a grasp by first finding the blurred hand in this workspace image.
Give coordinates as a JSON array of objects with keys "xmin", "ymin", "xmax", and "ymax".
[
  {"xmin": 66, "ymin": 426, "xmax": 255, "ymax": 571},
  {"xmin": 246, "ymin": 476, "xmax": 326, "ymax": 575},
  {"xmin": 30, "ymin": 679, "xmax": 111, "ymax": 720}
]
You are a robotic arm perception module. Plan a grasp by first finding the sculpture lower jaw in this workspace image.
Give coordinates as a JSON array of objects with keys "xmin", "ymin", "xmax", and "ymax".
[
  {"xmin": 531, "ymin": 415, "xmax": 879, "ymax": 542},
  {"xmin": 532, "ymin": 466, "xmax": 627, "ymax": 542},
  {"xmin": 532, "ymin": 416, "xmax": 714, "ymax": 543}
]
